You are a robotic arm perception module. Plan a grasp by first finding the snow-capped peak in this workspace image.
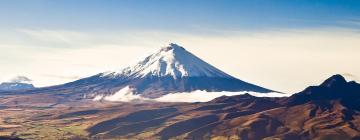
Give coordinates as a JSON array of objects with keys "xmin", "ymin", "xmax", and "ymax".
[
  {"xmin": 104, "ymin": 43, "xmax": 233, "ymax": 79},
  {"xmin": 0, "ymin": 76, "xmax": 35, "ymax": 91}
]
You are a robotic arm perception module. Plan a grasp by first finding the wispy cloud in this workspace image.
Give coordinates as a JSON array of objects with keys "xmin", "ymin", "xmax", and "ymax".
[
  {"xmin": 18, "ymin": 29, "xmax": 87, "ymax": 43},
  {"xmin": 336, "ymin": 19, "xmax": 360, "ymax": 27},
  {"xmin": 40, "ymin": 74, "xmax": 81, "ymax": 80},
  {"xmin": 1, "ymin": 27, "xmax": 360, "ymax": 93},
  {"xmin": 93, "ymin": 86, "xmax": 289, "ymax": 102},
  {"xmin": 342, "ymin": 73, "xmax": 359, "ymax": 82},
  {"xmin": 16, "ymin": 29, "xmax": 95, "ymax": 48}
]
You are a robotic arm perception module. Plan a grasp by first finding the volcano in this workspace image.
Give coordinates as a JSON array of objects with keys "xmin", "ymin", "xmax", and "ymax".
[
  {"xmin": 1, "ymin": 43, "xmax": 274, "ymax": 101},
  {"xmin": 88, "ymin": 43, "xmax": 274, "ymax": 99}
]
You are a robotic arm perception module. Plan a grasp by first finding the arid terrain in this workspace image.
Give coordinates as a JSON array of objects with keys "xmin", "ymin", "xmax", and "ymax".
[
  {"xmin": 0, "ymin": 99, "xmax": 183, "ymax": 140},
  {"xmin": 1, "ymin": 75, "xmax": 360, "ymax": 140}
]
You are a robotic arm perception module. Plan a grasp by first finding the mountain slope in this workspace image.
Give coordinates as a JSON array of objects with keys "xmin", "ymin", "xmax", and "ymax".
[
  {"xmin": 1, "ymin": 43, "xmax": 274, "ymax": 101},
  {"xmin": 284, "ymin": 74, "xmax": 360, "ymax": 109},
  {"xmin": 1, "ymin": 74, "xmax": 359, "ymax": 140},
  {"xmin": 92, "ymin": 43, "xmax": 274, "ymax": 98},
  {"xmin": 84, "ymin": 74, "xmax": 360, "ymax": 140}
]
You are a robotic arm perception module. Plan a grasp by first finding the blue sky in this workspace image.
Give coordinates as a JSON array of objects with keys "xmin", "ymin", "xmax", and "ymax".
[
  {"xmin": 1, "ymin": 0, "xmax": 360, "ymax": 32},
  {"xmin": 1, "ymin": 0, "xmax": 360, "ymax": 93}
]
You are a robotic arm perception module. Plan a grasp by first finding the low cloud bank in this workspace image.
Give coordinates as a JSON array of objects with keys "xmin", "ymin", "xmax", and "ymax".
[
  {"xmin": 155, "ymin": 91, "xmax": 289, "ymax": 102},
  {"xmin": 93, "ymin": 86, "xmax": 147, "ymax": 102},
  {"xmin": 5, "ymin": 76, "xmax": 33, "ymax": 84},
  {"xmin": 93, "ymin": 86, "xmax": 290, "ymax": 103}
]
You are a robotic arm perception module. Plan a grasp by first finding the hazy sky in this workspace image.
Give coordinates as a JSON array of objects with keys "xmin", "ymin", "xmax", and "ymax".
[{"xmin": 1, "ymin": 0, "xmax": 360, "ymax": 93}]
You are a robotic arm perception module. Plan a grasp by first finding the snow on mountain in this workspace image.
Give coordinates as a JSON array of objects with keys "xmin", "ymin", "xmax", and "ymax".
[
  {"xmin": 0, "ymin": 76, "xmax": 35, "ymax": 91},
  {"xmin": 85, "ymin": 43, "xmax": 276, "ymax": 101},
  {"xmin": 102, "ymin": 43, "xmax": 233, "ymax": 79},
  {"xmin": 7, "ymin": 43, "xmax": 275, "ymax": 102}
]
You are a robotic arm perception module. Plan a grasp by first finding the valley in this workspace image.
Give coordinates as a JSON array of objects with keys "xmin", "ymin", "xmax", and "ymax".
[
  {"xmin": 1, "ymin": 74, "xmax": 360, "ymax": 140},
  {"xmin": 0, "ymin": 100, "xmax": 183, "ymax": 139}
]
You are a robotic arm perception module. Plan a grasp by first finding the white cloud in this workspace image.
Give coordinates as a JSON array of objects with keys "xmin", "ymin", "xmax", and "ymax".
[
  {"xmin": 155, "ymin": 91, "xmax": 289, "ymax": 102},
  {"xmin": 17, "ymin": 29, "xmax": 88, "ymax": 45},
  {"xmin": 8, "ymin": 76, "xmax": 32, "ymax": 84},
  {"xmin": 93, "ymin": 88, "xmax": 289, "ymax": 103},
  {"xmin": 95, "ymin": 86, "xmax": 148, "ymax": 102}
]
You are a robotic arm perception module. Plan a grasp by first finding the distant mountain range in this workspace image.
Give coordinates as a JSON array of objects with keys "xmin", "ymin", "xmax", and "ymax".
[{"xmin": 0, "ymin": 76, "xmax": 35, "ymax": 91}]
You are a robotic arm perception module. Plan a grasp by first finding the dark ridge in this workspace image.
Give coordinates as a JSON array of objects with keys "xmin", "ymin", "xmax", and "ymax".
[
  {"xmin": 186, "ymin": 122, "xmax": 222, "ymax": 139},
  {"xmin": 88, "ymin": 107, "xmax": 178, "ymax": 135},
  {"xmin": 320, "ymin": 74, "xmax": 347, "ymax": 87},
  {"xmin": 158, "ymin": 115, "xmax": 219, "ymax": 140},
  {"xmin": 193, "ymin": 103, "xmax": 236, "ymax": 111},
  {"xmin": 209, "ymin": 93, "xmax": 281, "ymax": 112},
  {"xmin": 106, "ymin": 113, "xmax": 180, "ymax": 137},
  {"xmin": 285, "ymin": 74, "xmax": 360, "ymax": 110}
]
